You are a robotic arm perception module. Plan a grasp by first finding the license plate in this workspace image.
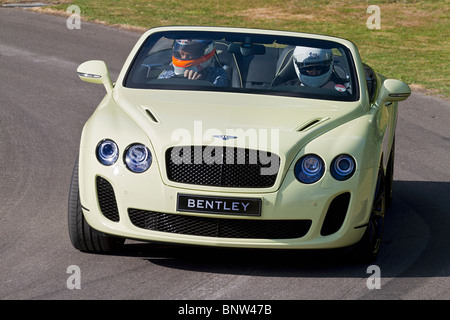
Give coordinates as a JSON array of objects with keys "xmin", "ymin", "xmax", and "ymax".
[{"xmin": 177, "ymin": 194, "xmax": 261, "ymax": 216}]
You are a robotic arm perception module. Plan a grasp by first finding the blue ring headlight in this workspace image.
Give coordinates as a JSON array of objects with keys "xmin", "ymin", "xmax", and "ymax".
[
  {"xmin": 96, "ymin": 139, "xmax": 119, "ymax": 166},
  {"xmin": 331, "ymin": 154, "xmax": 356, "ymax": 181},
  {"xmin": 124, "ymin": 143, "xmax": 152, "ymax": 173},
  {"xmin": 294, "ymin": 154, "xmax": 325, "ymax": 184}
]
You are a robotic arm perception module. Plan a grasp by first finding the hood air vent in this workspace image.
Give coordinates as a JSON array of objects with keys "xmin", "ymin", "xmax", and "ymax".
[
  {"xmin": 145, "ymin": 109, "xmax": 159, "ymax": 123},
  {"xmin": 138, "ymin": 105, "xmax": 161, "ymax": 124},
  {"xmin": 296, "ymin": 117, "xmax": 330, "ymax": 132}
]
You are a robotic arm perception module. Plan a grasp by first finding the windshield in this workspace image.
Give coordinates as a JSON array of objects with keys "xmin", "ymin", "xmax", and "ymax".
[{"xmin": 124, "ymin": 30, "xmax": 359, "ymax": 101}]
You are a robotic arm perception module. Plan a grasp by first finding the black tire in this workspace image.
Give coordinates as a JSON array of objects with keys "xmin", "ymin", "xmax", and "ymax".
[
  {"xmin": 68, "ymin": 159, "xmax": 125, "ymax": 253},
  {"xmin": 352, "ymin": 166, "xmax": 386, "ymax": 263}
]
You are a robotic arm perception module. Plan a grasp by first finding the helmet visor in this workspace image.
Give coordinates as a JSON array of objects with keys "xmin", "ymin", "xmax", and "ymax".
[{"xmin": 296, "ymin": 60, "xmax": 332, "ymax": 76}]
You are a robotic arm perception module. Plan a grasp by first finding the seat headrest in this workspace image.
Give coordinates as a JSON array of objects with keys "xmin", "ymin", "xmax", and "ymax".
[{"xmin": 271, "ymin": 46, "xmax": 297, "ymax": 87}]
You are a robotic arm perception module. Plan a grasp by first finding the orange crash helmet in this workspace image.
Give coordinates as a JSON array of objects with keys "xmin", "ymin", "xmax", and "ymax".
[{"xmin": 172, "ymin": 39, "xmax": 216, "ymax": 75}]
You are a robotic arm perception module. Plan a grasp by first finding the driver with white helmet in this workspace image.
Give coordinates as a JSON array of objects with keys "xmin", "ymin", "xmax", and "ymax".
[
  {"xmin": 158, "ymin": 39, "xmax": 229, "ymax": 87},
  {"xmin": 283, "ymin": 46, "xmax": 346, "ymax": 92}
]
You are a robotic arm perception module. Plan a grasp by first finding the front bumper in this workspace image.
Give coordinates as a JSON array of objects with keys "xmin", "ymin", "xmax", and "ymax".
[{"xmin": 79, "ymin": 153, "xmax": 375, "ymax": 250}]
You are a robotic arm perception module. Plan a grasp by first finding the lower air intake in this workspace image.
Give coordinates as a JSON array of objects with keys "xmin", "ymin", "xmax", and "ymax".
[
  {"xmin": 320, "ymin": 192, "xmax": 351, "ymax": 236},
  {"xmin": 96, "ymin": 176, "xmax": 120, "ymax": 222},
  {"xmin": 128, "ymin": 209, "xmax": 311, "ymax": 239}
]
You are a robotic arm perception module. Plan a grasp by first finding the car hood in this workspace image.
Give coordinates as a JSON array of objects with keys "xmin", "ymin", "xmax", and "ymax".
[{"xmin": 114, "ymin": 88, "xmax": 362, "ymax": 179}]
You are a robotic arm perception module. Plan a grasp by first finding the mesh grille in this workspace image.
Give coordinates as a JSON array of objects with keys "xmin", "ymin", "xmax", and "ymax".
[
  {"xmin": 96, "ymin": 176, "xmax": 120, "ymax": 222},
  {"xmin": 128, "ymin": 209, "xmax": 311, "ymax": 239},
  {"xmin": 166, "ymin": 146, "xmax": 280, "ymax": 188}
]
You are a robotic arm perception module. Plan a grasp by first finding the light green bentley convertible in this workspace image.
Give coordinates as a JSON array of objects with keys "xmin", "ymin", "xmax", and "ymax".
[{"xmin": 69, "ymin": 26, "xmax": 410, "ymax": 262}]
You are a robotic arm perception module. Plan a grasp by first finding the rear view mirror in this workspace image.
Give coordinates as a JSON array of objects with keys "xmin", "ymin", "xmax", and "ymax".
[
  {"xmin": 228, "ymin": 43, "xmax": 266, "ymax": 56},
  {"xmin": 77, "ymin": 60, "xmax": 113, "ymax": 93}
]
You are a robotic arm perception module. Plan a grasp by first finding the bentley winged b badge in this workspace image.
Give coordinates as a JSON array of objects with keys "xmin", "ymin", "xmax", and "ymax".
[{"xmin": 212, "ymin": 135, "xmax": 238, "ymax": 141}]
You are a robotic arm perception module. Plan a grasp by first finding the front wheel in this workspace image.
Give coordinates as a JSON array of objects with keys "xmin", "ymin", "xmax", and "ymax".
[
  {"xmin": 353, "ymin": 167, "xmax": 386, "ymax": 263},
  {"xmin": 68, "ymin": 159, "xmax": 125, "ymax": 253}
]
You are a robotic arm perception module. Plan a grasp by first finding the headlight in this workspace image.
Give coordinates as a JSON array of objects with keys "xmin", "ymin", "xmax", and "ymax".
[
  {"xmin": 124, "ymin": 143, "xmax": 152, "ymax": 173},
  {"xmin": 294, "ymin": 154, "xmax": 325, "ymax": 184},
  {"xmin": 96, "ymin": 139, "xmax": 119, "ymax": 166},
  {"xmin": 331, "ymin": 154, "xmax": 355, "ymax": 181}
]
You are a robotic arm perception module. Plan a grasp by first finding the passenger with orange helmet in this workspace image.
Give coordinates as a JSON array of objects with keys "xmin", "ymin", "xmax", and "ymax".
[{"xmin": 158, "ymin": 39, "xmax": 229, "ymax": 86}]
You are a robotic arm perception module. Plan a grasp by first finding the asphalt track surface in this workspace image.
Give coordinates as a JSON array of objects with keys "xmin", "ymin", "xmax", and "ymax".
[{"xmin": 1, "ymin": 8, "xmax": 449, "ymax": 301}]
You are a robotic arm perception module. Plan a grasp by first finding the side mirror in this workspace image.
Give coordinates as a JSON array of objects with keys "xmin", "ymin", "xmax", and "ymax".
[
  {"xmin": 378, "ymin": 79, "xmax": 411, "ymax": 103},
  {"xmin": 77, "ymin": 60, "xmax": 113, "ymax": 93}
]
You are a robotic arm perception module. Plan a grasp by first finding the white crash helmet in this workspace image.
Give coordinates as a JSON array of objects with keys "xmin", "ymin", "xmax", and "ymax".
[
  {"xmin": 293, "ymin": 46, "xmax": 333, "ymax": 87},
  {"xmin": 172, "ymin": 39, "xmax": 216, "ymax": 75}
]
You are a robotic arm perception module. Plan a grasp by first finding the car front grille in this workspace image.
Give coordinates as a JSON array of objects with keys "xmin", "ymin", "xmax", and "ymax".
[
  {"xmin": 165, "ymin": 146, "xmax": 280, "ymax": 188},
  {"xmin": 128, "ymin": 209, "xmax": 311, "ymax": 239}
]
